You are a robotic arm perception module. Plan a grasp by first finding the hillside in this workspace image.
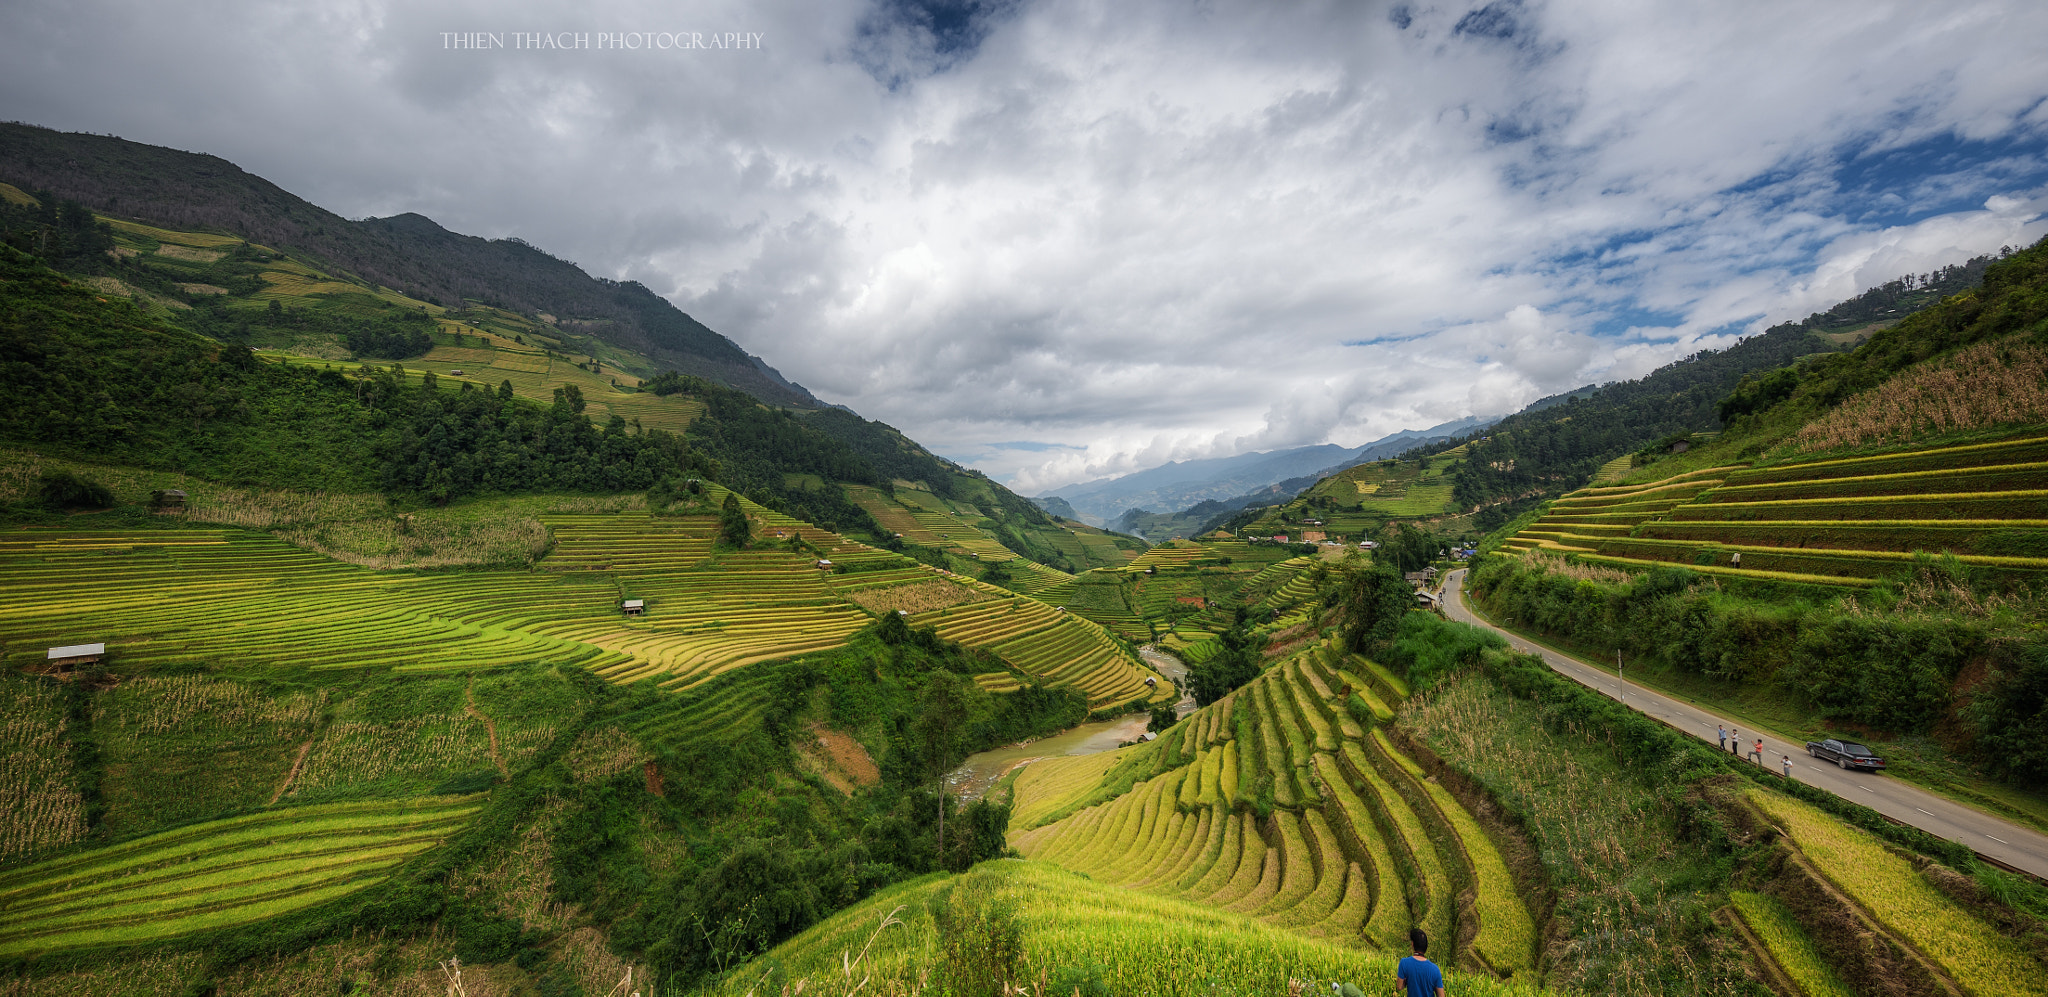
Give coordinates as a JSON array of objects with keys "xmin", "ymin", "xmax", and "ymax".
[
  {"xmin": 0, "ymin": 122, "xmax": 818, "ymax": 406},
  {"xmin": 1042, "ymin": 418, "xmax": 1490, "ymax": 526},
  {"xmin": 1476, "ymin": 234, "xmax": 2048, "ymax": 793},
  {"xmin": 988, "ymin": 563, "xmax": 2048, "ymax": 995}
]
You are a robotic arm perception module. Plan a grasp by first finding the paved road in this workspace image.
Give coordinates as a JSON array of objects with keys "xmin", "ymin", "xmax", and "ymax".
[{"xmin": 1441, "ymin": 568, "xmax": 2048, "ymax": 880}]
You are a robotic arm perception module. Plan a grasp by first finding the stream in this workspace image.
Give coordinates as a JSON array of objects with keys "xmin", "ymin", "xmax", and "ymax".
[{"xmin": 945, "ymin": 645, "xmax": 1196, "ymax": 801}]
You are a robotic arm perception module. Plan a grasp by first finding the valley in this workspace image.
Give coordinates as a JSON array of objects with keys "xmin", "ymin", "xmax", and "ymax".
[{"xmin": 2, "ymin": 125, "xmax": 2047, "ymax": 997}]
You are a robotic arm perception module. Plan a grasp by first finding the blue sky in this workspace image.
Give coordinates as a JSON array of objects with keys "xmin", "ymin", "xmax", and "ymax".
[{"xmin": 1, "ymin": 0, "xmax": 2043, "ymax": 492}]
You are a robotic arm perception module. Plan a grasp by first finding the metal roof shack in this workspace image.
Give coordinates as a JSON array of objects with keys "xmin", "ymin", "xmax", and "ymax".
[
  {"xmin": 621, "ymin": 599, "xmax": 645, "ymax": 616},
  {"xmin": 815, "ymin": 559, "xmax": 834, "ymax": 569},
  {"xmin": 43, "ymin": 643, "xmax": 105, "ymax": 673}
]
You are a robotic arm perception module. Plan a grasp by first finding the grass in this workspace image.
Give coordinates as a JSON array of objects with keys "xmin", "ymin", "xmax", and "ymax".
[
  {"xmin": 1400, "ymin": 674, "xmax": 1755, "ymax": 994},
  {"xmin": 1727, "ymin": 890, "xmax": 1855, "ymax": 997},
  {"xmin": 1747, "ymin": 788, "xmax": 2048, "ymax": 997}
]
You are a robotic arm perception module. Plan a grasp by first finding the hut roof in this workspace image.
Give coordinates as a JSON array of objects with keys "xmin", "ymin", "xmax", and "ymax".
[
  {"xmin": 621, "ymin": 599, "xmax": 645, "ymax": 609},
  {"xmin": 47, "ymin": 643, "xmax": 104, "ymax": 659}
]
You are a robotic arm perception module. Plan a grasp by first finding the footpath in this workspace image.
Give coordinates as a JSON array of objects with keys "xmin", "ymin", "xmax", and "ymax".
[{"xmin": 1442, "ymin": 568, "xmax": 2048, "ymax": 881}]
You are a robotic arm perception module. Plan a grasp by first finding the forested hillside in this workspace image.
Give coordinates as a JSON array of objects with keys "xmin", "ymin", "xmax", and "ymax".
[{"xmin": 0, "ymin": 123, "xmax": 817, "ymax": 405}]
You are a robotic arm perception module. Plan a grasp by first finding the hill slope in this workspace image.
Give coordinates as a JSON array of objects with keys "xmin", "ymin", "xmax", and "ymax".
[{"xmin": 0, "ymin": 122, "xmax": 817, "ymax": 406}]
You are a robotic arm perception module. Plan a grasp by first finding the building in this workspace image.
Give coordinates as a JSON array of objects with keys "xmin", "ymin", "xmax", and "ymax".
[
  {"xmin": 1272, "ymin": 534, "xmax": 1289, "ymax": 543},
  {"xmin": 815, "ymin": 559, "xmax": 834, "ymax": 569},
  {"xmin": 621, "ymin": 599, "xmax": 645, "ymax": 617},
  {"xmin": 44, "ymin": 643, "xmax": 104, "ymax": 672}
]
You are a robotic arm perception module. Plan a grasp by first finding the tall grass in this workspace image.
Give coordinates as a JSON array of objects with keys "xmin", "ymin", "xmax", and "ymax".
[
  {"xmin": 1400, "ymin": 676, "xmax": 1752, "ymax": 995},
  {"xmin": 1786, "ymin": 338, "xmax": 2048, "ymax": 454}
]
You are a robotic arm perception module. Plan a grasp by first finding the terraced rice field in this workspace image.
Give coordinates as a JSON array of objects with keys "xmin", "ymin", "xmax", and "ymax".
[
  {"xmin": 1126, "ymin": 541, "xmax": 1210, "ymax": 572},
  {"xmin": 911, "ymin": 596, "xmax": 1169, "ymax": 708},
  {"xmin": 1008, "ymin": 642, "xmax": 1536, "ymax": 976},
  {"xmin": 1500, "ymin": 435, "xmax": 2048, "ymax": 584},
  {"xmin": 0, "ymin": 796, "xmax": 480, "ymax": 958},
  {"xmin": 1747, "ymin": 789, "xmax": 2048, "ymax": 997},
  {"xmin": 0, "ymin": 496, "xmax": 945, "ymax": 694},
  {"xmin": 703, "ymin": 860, "xmax": 1536, "ymax": 997}
]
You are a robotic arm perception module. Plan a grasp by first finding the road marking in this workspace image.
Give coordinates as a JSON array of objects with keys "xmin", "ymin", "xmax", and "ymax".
[
  {"xmin": 1859, "ymin": 785, "xmax": 1873, "ymax": 792},
  {"xmin": 1988, "ymin": 835, "xmax": 2009, "ymax": 844},
  {"xmin": 1916, "ymin": 808, "xmax": 1936, "ymax": 817}
]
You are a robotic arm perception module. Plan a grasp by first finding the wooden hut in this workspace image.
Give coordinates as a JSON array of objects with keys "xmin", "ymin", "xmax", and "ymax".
[
  {"xmin": 44, "ymin": 643, "xmax": 104, "ymax": 673},
  {"xmin": 621, "ymin": 599, "xmax": 645, "ymax": 617}
]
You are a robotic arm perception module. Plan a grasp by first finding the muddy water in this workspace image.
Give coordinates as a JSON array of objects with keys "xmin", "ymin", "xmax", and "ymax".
[{"xmin": 946, "ymin": 645, "xmax": 1193, "ymax": 802}]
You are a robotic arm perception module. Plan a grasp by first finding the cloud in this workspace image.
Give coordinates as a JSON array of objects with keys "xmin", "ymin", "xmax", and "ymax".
[{"xmin": 2, "ymin": 0, "xmax": 2044, "ymax": 495}]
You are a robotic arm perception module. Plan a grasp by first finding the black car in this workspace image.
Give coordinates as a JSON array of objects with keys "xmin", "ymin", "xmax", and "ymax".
[{"xmin": 1806, "ymin": 738, "xmax": 1885, "ymax": 771}]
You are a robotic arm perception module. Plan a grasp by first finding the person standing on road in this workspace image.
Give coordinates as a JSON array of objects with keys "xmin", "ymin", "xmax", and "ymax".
[
  {"xmin": 1752, "ymin": 738, "xmax": 1764, "ymax": 764},
  {"xmin": 1730, "ymin": 729, "xmax": 1739, "ymax": 757},
  {"xmin": 1396, "ymin": 928, "xmax": 1446, "ymax": 997},
  {"xmin": 1718, "ymin": 725, "xmax": 1727, "ymax": 750},
  {"xmin": 1782, "ymin": 754, "xmax": 1792, "ymax": 778}
]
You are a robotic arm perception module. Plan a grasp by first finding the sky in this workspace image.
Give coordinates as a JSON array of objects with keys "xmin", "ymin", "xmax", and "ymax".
[{"xmin": 2, "ymin": 0, "xmax": 2045, "ymax": 494}]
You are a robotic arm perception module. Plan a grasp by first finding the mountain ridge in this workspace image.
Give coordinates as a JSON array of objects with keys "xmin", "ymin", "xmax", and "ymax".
[{"xmin": 0, "ymin": 121, "xmax": 820, "ymax": 407}]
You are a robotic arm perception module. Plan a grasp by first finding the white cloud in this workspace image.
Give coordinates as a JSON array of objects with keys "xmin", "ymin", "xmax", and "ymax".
[{"xmin": 1, "ymin": 0, "xmax": 2044, "ymax": 494}]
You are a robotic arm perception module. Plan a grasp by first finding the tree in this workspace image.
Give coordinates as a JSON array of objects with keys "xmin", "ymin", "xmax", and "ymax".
[
  {"xmin": 719, "ymin": 493, "xmax": 751, "ymax": 548},
  {"xmin": 1342, "ymin": 560, "xmax": 1414, "ymax": 653}
]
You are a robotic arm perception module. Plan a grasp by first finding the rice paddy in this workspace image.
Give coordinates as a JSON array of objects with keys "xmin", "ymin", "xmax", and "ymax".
[
  {"xmin": 0, "ymin": 797, "xmax": 482, "ymax": 958},
  {"xmin": 1006, "ymin": 639, "xmax": 1537, "ymax": 979},
  {"xmin": 1499, "ymin": 435, "xmax": 2048, "ymax": 584},
  {"xmin": 1747, "ymin": 789, "xmax": 2048, "ymax": 997},
  {"xmin": 703, "ymin": 861, "xmax": 1541, "ymax": 997}
]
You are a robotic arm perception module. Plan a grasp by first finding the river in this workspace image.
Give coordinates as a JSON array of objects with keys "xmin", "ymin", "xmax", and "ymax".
[{"xmin": 945, "ymin": 644, "xmax": 1196, "ymax": 801}]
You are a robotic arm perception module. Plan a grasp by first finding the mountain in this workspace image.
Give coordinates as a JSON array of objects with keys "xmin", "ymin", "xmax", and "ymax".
[
  {"xmin": 1041, "ymin": 416, "xmax": 1494, "ymax": 525},
  {"xmin": 0, "ymin": 122, "xmax": 819, "ymax": 406}
]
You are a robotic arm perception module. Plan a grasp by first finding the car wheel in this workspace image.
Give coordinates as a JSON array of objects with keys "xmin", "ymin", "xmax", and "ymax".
[{"xmin": 1838, "ymin": 757, "xmax": 1849, "ymax": 769}]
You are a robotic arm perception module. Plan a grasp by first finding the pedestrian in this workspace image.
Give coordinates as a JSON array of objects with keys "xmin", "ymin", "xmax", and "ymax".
[
  {"xmin": 1752, "ymin": 738, "xmax": 1764, "ymax": 764},
  {"xmin": 1730, "ymin": 729, "xmax": 1739, "ymax": 756},
  {"xmin": 1396, "ymin": 928, "xmax": 1446, "ymax": 997},
  {"xmin": 1782, "ymin": 754, "xmax": 1792, "ymax": 778},
  {"xmin": 1717, "ymin": 724, "xmax": 1726, "ymax": 750}
]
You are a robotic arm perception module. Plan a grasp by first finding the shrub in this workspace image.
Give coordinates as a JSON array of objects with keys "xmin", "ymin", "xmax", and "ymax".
[{"xmin": 37, "ymin": 470, "xmax": 114, "ymax": 510}]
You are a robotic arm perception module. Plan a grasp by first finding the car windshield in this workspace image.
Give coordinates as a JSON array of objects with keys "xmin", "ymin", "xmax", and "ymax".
[{"xmin": 1841, "ymin": 743, "xmax": 1875, "ymax": 757}]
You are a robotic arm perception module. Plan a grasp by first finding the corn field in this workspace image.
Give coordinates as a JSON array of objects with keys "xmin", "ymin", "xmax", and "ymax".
[
  {"xmin": 0, "ymin": 677, "xmax": 87, "ymax": 862},
  {"xmin": 845, "ymin": 580, "xmax": 985, "ymax": 616},
  {"xmin": 1786, "ymin": 339, "xmax": 2048, "ymax": 454}
]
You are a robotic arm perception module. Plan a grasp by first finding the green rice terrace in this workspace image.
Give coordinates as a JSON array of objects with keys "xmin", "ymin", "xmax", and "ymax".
[
  {"xmin": 0, "ymin": 487, "xmax": 1166, "ymax": 709},
  {"xmin": 1499, "ymin": 433, "xmax": 2048, "ymax": 586},
  {"xmin": 1006, "ymin": 642, "xmax": 1537, "ymax": 979}
]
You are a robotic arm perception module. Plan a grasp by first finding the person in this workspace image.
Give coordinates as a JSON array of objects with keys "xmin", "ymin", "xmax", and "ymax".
[
  {"xmin": 1752, "ymin": 738, "xmax": 1764, "ymax": 764},
  {"xmin": 1717, "ymin": 724, "xmax": 1727, "ymax": 750},
  {"xmin": 1396, "ymin": 927, "xmax": 1446, "ymax": 997},
  {"xmin": 1782, "ymin": 754, "xmax": 1792, "ymax": 778},
  {"xmin": 1730, "ymin": 729, "xmax": 1739, "ymax": 756}
]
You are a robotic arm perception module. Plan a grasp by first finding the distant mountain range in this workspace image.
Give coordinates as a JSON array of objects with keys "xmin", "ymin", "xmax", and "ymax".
[{"xmin": 1036, "ymin": 416, "xmax": 1495, "ymax": 527}]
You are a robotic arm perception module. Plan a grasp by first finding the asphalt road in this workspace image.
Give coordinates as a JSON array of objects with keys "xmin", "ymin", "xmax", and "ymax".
[{"xmin": 1441, "ymin": 568, "xmax": 2048, "ymax": 880}]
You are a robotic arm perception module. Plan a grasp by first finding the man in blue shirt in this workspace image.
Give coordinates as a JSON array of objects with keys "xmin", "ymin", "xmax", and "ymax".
[{"xmin": 1396, "ymin": 927, "xmax": 1445, "ymax": 997}]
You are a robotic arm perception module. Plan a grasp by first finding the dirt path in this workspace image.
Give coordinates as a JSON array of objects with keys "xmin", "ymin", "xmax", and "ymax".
[
  {"xmin": 466, "ymin": 678, "xmax": 508, "ymax": 778},
  {"xmin": 267, "ymin": 740, "xmax": 313, "ymax": 805}
]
